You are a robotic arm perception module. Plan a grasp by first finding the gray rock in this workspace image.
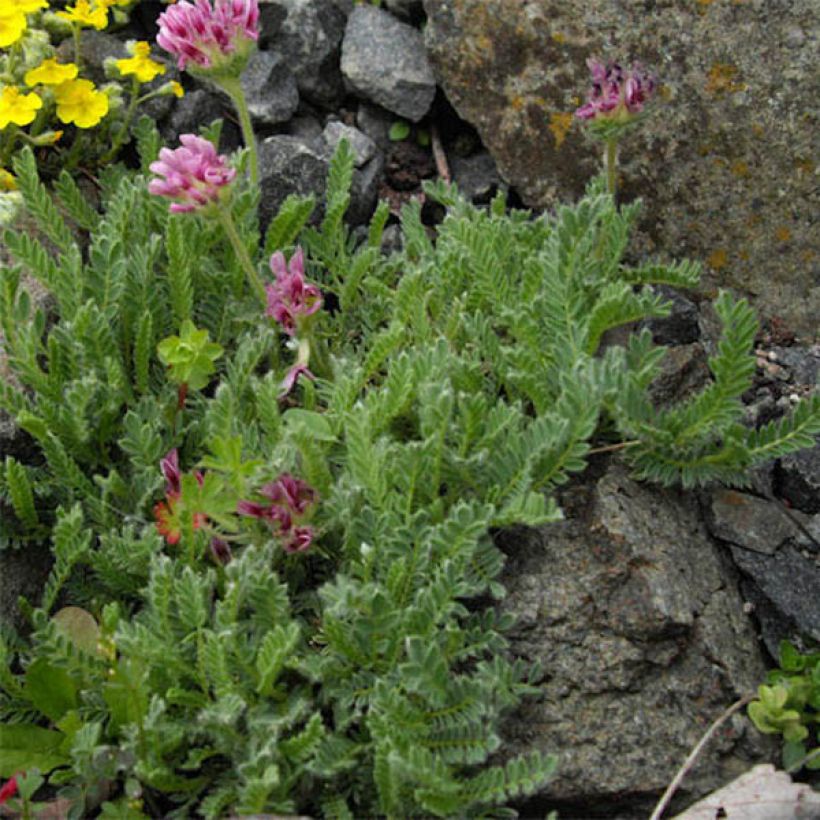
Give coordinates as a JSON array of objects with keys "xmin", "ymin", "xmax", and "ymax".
[
  {"xmin": 643, "ymin": 287, "xmax": 701, "ymax": 346},
  {"xmin": 356, "ymin": 102, "xmax": 395, "ymax": 152},
  {"xmin": 256, "ymin": 0, "xmax": 288, "ymax": 42},
  {"xmin": 770, "ymin": 345, "xmax": 820, "ymax": 387},
  {"xmin": 286, "ymin": 114, "xmax": 324, "ymax": 141},
  {"xmin": 499, "ymin": 464, "xmax": 770, "ymax": 807},
  {"xmin": 259, "ymin": 0, "xmax": 348, "ymax": 108},
  {"xmin": 162, "ymin": 89, "xmax": 241, "ymax": 152},
  {"xmin": 731, "ymin": 544, "xmax": 820, "ymax": 645},
  {"xmin": 648, "ymin": 342, "xmax": 710, "ymax": 408},
  {"xmin": 707, "ymin": 489, "xmax": 812, "ymax": 555},
  {"xmin": 322, "ymin": 121, "xmax": 377, "ymax": 167},
  {"xmin": 739, "ymin": 578, "xmax": 797, "ymax": 661},
  {"xmin": 422, "ymin": 0, "xmax": 820, "ymax": 337},
  {"xmin": 341, "ymin": 5, "xmax": 436, "ymax": 122},
  {"xmin": 451, "ymin": 151, "xmax": 505, "ymax": 205},
  {"xmin": 258, "ymin": 135, "xmax": 328, "ymax": 231},
  {"xmin": 258, "ymin": 133, "xmax": 382, "ymax": 232},
  {"xmin": 384, "ymin": 0, "xmax": 424, "ymax": 20},
  {"xmin": 230, "ymin": 50, "xmax": 299, "ymax": 126},
  {"xmin": 775, "ymin": 443, "xmax": 820, "ymax": 514}
]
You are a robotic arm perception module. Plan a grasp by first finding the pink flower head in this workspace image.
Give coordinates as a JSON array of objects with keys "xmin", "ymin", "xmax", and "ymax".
[
  {"xmin": 238, "ymin": 472, "xmax": 317, "ymax": 553},
  {"xmin": 160, "ymin": 448, "xmax": 181, "ymax": 495},
  {"xmin": 279, "ymin": 362, "xmax": 315, "ymax": 398},
  {"xmin": 265, "ymin": 248, "xmax": 323, "ymax": 335},
  {"xmin": 0, "ymin": 775, "xmax": 18, "ymax": 805},
  {"xmin": 283, "ymin": 525, "xmax": 313, "ymax": 554},
  {"xmin": 260, "ymin": 473, "xmax": 317, "ymax": 515},
  {"xmin": 575, "ymin": 59, "xmax": 656, "ymax": 122},
  {"xmin": 148, "ymin": 133, "xmax": 236, "ymax": 214},
  {"xmin": 156, "ymin": 0, "xmax": 259, "ymax": 73},
  {"xmin": 209, "ymin": 537, "xmax": 233, "ymax": 565}
]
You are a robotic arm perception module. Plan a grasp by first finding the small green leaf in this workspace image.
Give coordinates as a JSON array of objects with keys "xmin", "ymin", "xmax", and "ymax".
[
  {"xmin": 0, "ymin": 724, "xmax": 69, "ymax": 777},
  {"xmin": 780, "ymin": 641, "xmax": 806, "ymax": 673},
  {"xmin": 283, "ymin": 409, "xmax": 336, "ymax": 442},
  {"xmin": 388, "ymin": 121, "xmax": 411, "ymax": 142},
  {"xmin": 25, "ymin": 660, "xmax": 78, "ymax": 722}
]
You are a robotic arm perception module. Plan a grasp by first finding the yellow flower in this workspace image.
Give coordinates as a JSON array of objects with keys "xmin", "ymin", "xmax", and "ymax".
[
  {"xmin": 25, "ymin": 58, "xmax": 79, "ymax": 87},
  {"xmin": 56, "ymin": 0, "xmax": 108, "ymax": 30},
  {"xmin": 9, "ymin": 0, "xmax": 49, "ymax": 12},
  {"xmin": 170, "ymin": 80, "xmax": 184, "ymax": 98},
  {"xmin": 0, "ymin": 12, "xmax": 26, "ymax": 48},
  {"xmin": 0, "ymin": 86, "xmax": 43, "ymax": 129},
  {"xmin": 115, "ymin": 42, "xmax": 166, "ymax": 83},
  {"xmin": 53, "ymin": 79, "xmax": 109, "ymax": 128},
  {"xmin": 0, "ymin": 169, "xmax": 17, "ymax": 192}
]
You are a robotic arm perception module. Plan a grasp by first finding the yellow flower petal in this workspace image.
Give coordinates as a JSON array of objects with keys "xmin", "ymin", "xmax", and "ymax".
[
  {"xmin": 5, "ymin": 0, "xmax": 48, "ymax": 13},
  {"xmin": 25, "ymin": 58, "xmax": 80, "ymax": 87},
  {"xmin": 0, "ymin": 12, "xmax": 26, "ymax": 48},
  {"xmin": 0, "ymin": 169, "xmax": 17, "ymax": 192},
  {"xmin": 115, "ymin": 42, "xmax": 166, "ymax": 83},
  {"xmin": 170, "ymin": 81, "xmax": 184, "ymax": 98},
  {"xmin": 0, "ymin": 86, "xmax": 43, "ymax": 129},
  {"xmin": 55, "ymin": 0, "xmax": 108, "ymax": 30},
  {"xmin": 53, "ymin": 79, "xmax": 109, "ymax": 128}
]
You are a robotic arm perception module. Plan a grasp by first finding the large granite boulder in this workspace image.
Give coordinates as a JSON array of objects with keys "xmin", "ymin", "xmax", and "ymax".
[
  {"xmin": 499, "ymin": 463, "xmax": 771, "ymax": 817},
  {"xmin": 423, "ymin": 0, "xmax": 819, "ymax": 337}
]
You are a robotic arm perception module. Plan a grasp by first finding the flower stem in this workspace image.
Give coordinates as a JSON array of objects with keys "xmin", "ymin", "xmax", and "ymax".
[
  {"xmin": 100, "ymin": 78, "xmax": 140, "ymax": 164},
  {"xmin": 605, "ymin": 137, "xmax": 618, "ymax": 199},
  {"xmin": 216, "ymin": 208, "xmax": 267, "ymax": 306},
  {"xmin": 219, "ymin": 77, "xmax": 258, "ymax": 187}
]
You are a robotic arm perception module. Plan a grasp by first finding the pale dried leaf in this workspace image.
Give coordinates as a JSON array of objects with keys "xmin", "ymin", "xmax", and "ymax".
[{"xmin": 673, "ymin": 764, "xmax": 820, "ymax": 820}]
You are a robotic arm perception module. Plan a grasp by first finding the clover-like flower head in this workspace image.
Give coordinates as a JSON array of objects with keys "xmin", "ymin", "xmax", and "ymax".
[
  {"xmin": 148, "ymin": 133, "xmax": 236, "ymax": 214},
  {"xmin": 156, "ymin": 0, "xmax": 258, "ymax": 76}
]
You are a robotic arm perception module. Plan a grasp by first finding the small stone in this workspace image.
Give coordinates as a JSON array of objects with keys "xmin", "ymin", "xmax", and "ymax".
[
  {"xmin": 258, "ymin": 132, "xmax": 382, "ymax": 233},
  {"xmin": 260, "ymin": 0, "xmax": 348, "ymax": 108},
  {"xmin": 707, "ymin": 489, "xmax": 812, "ymax": 555},
  {"xmin": 732, "ymin": 544, "xmax": 820, "ymax": 644},
  {"xmin": 451, "ymin": 151, "xmax": 505, "ymax": 204},
  {"xmin": 162, "ymin": 89, "xmax": 241, "ymax": 152},
  {"xmin": 322, "ymin": 121, "xmax": 377, "ymax": 167},
  {"xmin": 341, "ymin": 5, "xmax": 436, "ymax": 122},
  {"xmin": 233, "ymin": 50, "xmax": 299, "ymax": 126},
  {"xmin": 775, "ymin": 443, "xmax": 820, "ymax": 514},
  {"xmin": 384, "ymin": 0, "xmax": 424, "ymax": 19},
  {"xmin": 356, "ymin": 101, "xmax": 395, "ymax": 151},
  {"xmin": 643, "ymin": 286, "xmax": 701, "ymax": 346}
]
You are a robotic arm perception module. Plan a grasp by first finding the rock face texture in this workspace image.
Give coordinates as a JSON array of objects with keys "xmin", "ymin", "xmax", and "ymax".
[
  {"xmin": 342, "ymin": 5, "xmax": 436, "ymax": 121},
  {"xmin": 423, "ymin": 0, "xmax": 819, "ymax": 336},
  {"xmin": 498, "ymin": 464, "xmax": 770, "ymax": 815}
]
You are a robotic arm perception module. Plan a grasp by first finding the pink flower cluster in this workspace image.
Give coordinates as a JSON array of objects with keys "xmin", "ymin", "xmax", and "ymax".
[
  {"xmin": 265, "ymin": 248, "xmax": 323, "ymax": 335},
  {"xmin": 575, "ymin": 59, "xmax": 656, "ymax": 121},
  {"xmin": 148, "ymin": 134, "xmax": 236, "ymax": 213},
  {"xmin": 238, "ymin": 473, "xmax": 317, "ymax": 553},
  {"xmin": 156, "ymin": 0, "xmax": 259, "ymax": 72}
]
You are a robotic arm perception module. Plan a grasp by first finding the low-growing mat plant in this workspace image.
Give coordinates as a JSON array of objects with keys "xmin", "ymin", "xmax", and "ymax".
[{"xmin": 0, "ymin": 25, "xmax": 819, "ymax": 817}]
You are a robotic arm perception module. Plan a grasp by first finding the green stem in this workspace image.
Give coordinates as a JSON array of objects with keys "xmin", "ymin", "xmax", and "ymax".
[
  {"xmin": 219, "ymin": 77, "xmax": 258, "ymax": 187},
  {"xmin": 605, "ymin": 137, "xmax": 618, "ymax": 199},
  {"xmin": 99, "ymin": 78, "xmax": 140, "ymax": 164},
  {"xmin": 216, "ymin": 208, "xmax": 267, "ymax": 305}
]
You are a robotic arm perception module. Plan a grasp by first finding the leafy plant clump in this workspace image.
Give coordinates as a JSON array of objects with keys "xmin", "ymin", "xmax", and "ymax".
[
  {"xmin": 0, "ymin": 114, "xmax": 818, "ymax": 816},
  {"xmin": 749, "ymin": 642, "xmax": 820, "ymax": 773}
]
